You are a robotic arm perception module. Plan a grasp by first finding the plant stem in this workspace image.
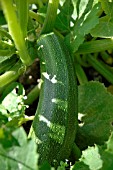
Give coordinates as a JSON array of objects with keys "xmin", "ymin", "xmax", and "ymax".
[
  {"xmin": 29, "ymin": 10, "xmax": 64, "ymax": 38},
  {"xmin": 19, "ymin": 115, "xmax": 35, "ymax": 126},
  {"xmin": 76, "ymin": 39, "xmax": 113, "ymax": 54},
  {"xmin": 1, "ymin": 0, "xmax": 32, "ymax": 66},
  {"xmin": 24, "ymin": 82, "xmax": 41, "ymax": 105},
  {"xmin": 87, "ymin": 54, "xmax": 113, "ymax": 84},
  {"xmin": 15, "ymin": 0, "xmax": 28, "ymax": 38},
  {"xmin": 29, "ymin": 10, "xmax": 44, "ymax": 24},
  {"xmin": 75, "ymin": 54, "xmax": 90, "ymax": 67},
  {"xmin": 75, "ymin": 62, "xmax": 88, "ymax": 85},
  {"xmin": 100, "ymin": 51, "xmax": 113, "ymax": 65},
  {"xmin": 0, "ymin": 60, "xmax": 25, "ymax": 88},
  {"xmin": 41, "ymin": 0, "xmax": 59, "ymax": 34}
]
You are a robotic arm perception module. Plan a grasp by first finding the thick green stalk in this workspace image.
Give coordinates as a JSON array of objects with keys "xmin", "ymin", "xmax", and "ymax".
[
  {"xmin": 76, "ymin": 39, "xmax": 113, "ymax": 54},
  {"xmin": 1, "ymin": 0, "xmax": 32, "ymax": 66},
  {"xmin": 87, "ymin": 54, "xmax": 113, "ymax": 84},
  {"xmin": 0, "ymin": 60, "xmax": 25, "ymax": 88},
  {"xmin": 41, "ymin": 0, "xmax": 59, "ymax": 34},
  {"xmin": 15, "ymin": 0, "xmax": 28, "ymax": 38}
]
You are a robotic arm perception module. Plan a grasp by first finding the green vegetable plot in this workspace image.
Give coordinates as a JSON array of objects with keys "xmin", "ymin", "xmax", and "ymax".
[{"xmin": 0, "ymin": 0, "xmax": 113, "ymax": 170}]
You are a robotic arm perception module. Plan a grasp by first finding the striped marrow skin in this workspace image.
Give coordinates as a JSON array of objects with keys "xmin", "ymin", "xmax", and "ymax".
[{"xmin": 33, "ymin": 33, "xmax": 78, "ymax": 167}]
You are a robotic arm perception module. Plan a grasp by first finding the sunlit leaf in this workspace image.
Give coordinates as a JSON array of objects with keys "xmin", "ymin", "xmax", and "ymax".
[
  {"xmin": 65, "ymin": 2, "xmax": 100, "ymax": 52},
  {"xmin": 0, "ymin": 127, "xmax": 38, "ymax": 170},
  {"xmin": 1, "ymin": 82, "xmax": 26, "ymax": 120},
  {"xmin": 73, "ymin": 132, "xmax": 113, "ymax": 169}
]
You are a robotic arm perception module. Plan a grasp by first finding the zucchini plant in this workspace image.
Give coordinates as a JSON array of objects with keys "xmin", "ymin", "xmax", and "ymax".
[{"xmin": 1, "ymin": 0, "xmax": 113, "ymax": 170}]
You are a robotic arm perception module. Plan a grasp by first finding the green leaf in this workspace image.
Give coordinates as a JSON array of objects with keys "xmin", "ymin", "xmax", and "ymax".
[
  {"xmin": 91, "ymin": 18, "xmax": 113, "ymax": 38},
  {"xmin": 72, "ymin": 162, "xmax": 89, "ymax": 170},
  {"xmin": 72, "ymin": 0, "xmax": 93, "ymax": 19},
  {"xmin": 0, "ymin": 56, "xmax": 8, "ymax": 63},
  {"xmin": 80, "ymin": 145, "xmax": 103, "ymax": 170},
  {"xmin": 0, "ymin": 40, "xmax": 15, "ymax": 56},
  {"xmin": 76, "ymin": 38, "xmax": 113, "ymax": 54},
  {"xmin": 12, "ymin": 126, "xmax": 27, "ymax": 146},
  {"xmin": 0, "ymin": 104, "xmax": 8, "ymax": 126},
  {"xmin": 66, "ymin": 2, "xmax": 100, "ymax": 53},
  {"xmin": 90, "ymin": 1, "xmax": 113, "ymax": 38},
  {"xmin": 0, "ymin": 56, "xmax": 17, "ymax": 74},
  {"xmin": 0, "ymin": 82, "xmax": 26, "ymax": 121},
  {"xmin": 0, "ymin": 114, "xmax": 8, "ymax": 126},
  {"xmin": 0, "ymin": 126, "xmax": 19, "ymax": 148},
  {"xmin": 73, "ymin": 145, "xmax": 103, "ymax": 170},
  {"xmin": 73, "ymin": 132, "xmax": 113, "ymax": 170},
  {"xmin": 57, "ymin": 161, "xmax": 68, "ymax": 170},
  {"xmin": 55, "ymin": 0, "xmax": 73, "ymax": 33},
  {"xmin": 101, "ymin": 152, "xmax": 113, "ymax": 170},
  {"xmin": 99, "ymin": 0, "xmax": 113, "ymax": 19},
  {"xmin": 0, "ymin": 127, "xmax": 38, "ymax": 170},
  {"xmin": 0, "ymin": 27, "xmax": 12, "ymax": 40},
  {"xmin": 71, "ymin": 0, "xmax": 98, "ymax": 20},
  {"xmin": 76, "ymin": 81, "xmax": 113, "ymax": 149}
]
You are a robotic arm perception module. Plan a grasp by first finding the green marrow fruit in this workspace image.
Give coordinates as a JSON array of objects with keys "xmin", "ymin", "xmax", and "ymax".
[{"xmin": 33, "ymin": 32, "xmax": 78, "ymax": 167}]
